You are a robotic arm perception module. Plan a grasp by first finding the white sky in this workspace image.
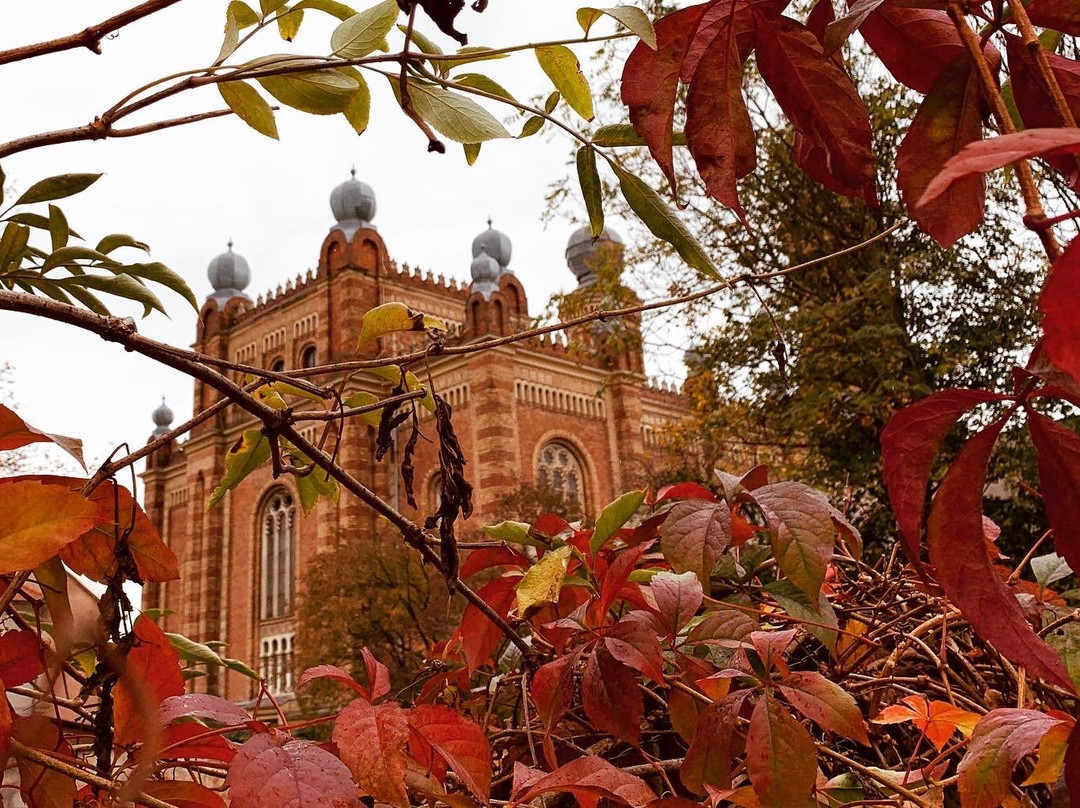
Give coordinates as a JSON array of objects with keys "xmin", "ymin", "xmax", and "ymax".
[{"xmin": 1, "ymin": 1, "xmax": 670, "ymax": 476}]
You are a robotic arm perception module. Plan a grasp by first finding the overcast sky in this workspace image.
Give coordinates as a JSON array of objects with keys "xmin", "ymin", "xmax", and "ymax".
[{"xmin": 1, "ymin": 1, "xmax": 679, "ymax": 477}]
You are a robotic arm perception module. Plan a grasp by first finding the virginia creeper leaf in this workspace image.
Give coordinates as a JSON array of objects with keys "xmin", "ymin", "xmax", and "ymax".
[
  {"xmin": 957, "ymin": 709, "xmax": 1065, "ymax": 808},
  {"xmin": 1041, "ymin": 236, "xmax": 1080, "ymax": 390},
  {"xmin": 858, "ymin": 6, "xmax": 965, "ymax": 94},
  {"xmin": 582, "ymin": 646, "xmax": 643, "ymax": 745},
  {"xmin": 142, "ymin": 781, "xmax": 228, "ymax": 808},
  {"xmin": 778, "ymin": 670, "xmax": 869, "ymax": 745},
  {"xmin": 0, "ymin": 479, "xmax": 99, "ymax": 573},
  {"xmin": 156, "ymin": 693, "xmax": 251, "ymax": 727},
  {"xmin": 0, "ymin": 403, "xmax": 84, "ymax": 467},
  {"xmin": 649, "ymin": 570, "xmax": 703, "ymax": 632},
  {"xmin": 660, "ymin": 499, "xmax": 732, "ymax": 586},
  {"xmin": 113, "ymin": 615, "xmax": 185, "ymax": 746},
  {"xmin": 514, "ymin": 755, "xmax": 657, "ymax": 808},
  {"xmin": 744, "ymin": 695, "xmax": 817, "ymax": 808},
  {"xmin": 1027, "ymin": 411, "xmax": 1080, "ymax": 578},
  {"xmin": 332, "ymin": 698, "xmax": 410, "ymax": 807},
  {"xmin": 590, "ymin": 489, "xmax": 645, "ymax": 554},
  {"xmin": 0, "ymin": 630, "xmax": 44, "ymax": 687},
  {"xmin": 460, "ymin": 574, "xmax": 518, "ymax": 672},
  {"xmin": 227, "ymin": 731, "xmax": 362, "ymax": 808},
  {"xmin": 408, "ymin": 704, "xmax": 492, "ymax": 803},
  {"xmin": 516, "ymin": 545, "xmax": 573, "ymax": 614}
]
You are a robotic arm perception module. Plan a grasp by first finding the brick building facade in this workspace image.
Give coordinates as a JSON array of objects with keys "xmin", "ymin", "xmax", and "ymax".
[{"xmin": 140, "ymin": 172, "xmax": 687, "ymax": 702}]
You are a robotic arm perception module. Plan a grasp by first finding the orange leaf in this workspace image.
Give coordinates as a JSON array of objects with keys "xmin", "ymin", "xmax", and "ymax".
[
  {"xmin": 142, "ymin": 780, "xmax": 228, "ymax": 808},
  {"xmin": 0, "ymin": 403, "xmax": 83, "ymax": 467},
  {"xmin": 113, "ymin": 616, "xmax": 185, "ymax": 746},
  {"xmin": 873, "ymin": 695, "xmax": 979, "ymax": 751},
  {"xmin": 0, "ymin": 479, "xmax": 100, "ymax": 573}
]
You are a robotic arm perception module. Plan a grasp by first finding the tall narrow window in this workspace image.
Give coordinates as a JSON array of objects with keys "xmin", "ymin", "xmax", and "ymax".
[
  {"xmin": 260, "ymin": 491, "xmax": 295, "ymax": 620},
  {"xmin": 301, "ymin": 345, "xmax": 318, "ymax": 368},
  {"xmin": 537, "ymin": 442, "xmax": 585, "ymax": 509}
]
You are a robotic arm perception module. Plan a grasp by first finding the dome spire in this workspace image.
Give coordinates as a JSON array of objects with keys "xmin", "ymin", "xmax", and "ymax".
[
  {"xmin": 330, "ymin": 169, "xmax": 377, "ymax": 238},
  {"xmin": 566, "ymin": 225, "xmax": 625, "ymax": 286},
  {"xmin": 471, "ymin": 219, "xmax": 512, "ymax": 271},
  {"xmin": 207, "ymin": 239, "xmax": 252, "ymax": 305},
  {"xmin": 152, "ymin": 397, "xmax": 174, "ymax": 437}
]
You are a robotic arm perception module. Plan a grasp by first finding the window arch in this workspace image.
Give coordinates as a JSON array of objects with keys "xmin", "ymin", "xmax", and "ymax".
[
  {"xmin": 301, "ymin": 344, "xmax": 318, "ymax": 368},
  {"xmin": 270, "ymin": 357, "xmax": 285, "ymax": 373},
  {"xmin": 260, "ymin": 490, "xmax": 295, "ymax": 620},
  {"xmin": 537, "ymin": 442, "xmax": 586, "ymax": 510}
]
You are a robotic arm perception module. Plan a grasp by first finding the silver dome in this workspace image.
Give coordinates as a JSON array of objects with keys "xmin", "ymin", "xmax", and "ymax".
[
  {"xmin": 471, "ymin": 219, "xmax": 512, "ymax": 270},
  {"xmin": 470, "ymin": 250, "xmax": 501, "ymax": 299},
  {"xmin": 566, "ymin": 225, "xmax": 624, "ymax": 286},
  {"xmin": 152, "ymin": 397, "xmax": 173, "ymax": 437},
  {"xmin": 207, "ymin": 240, "xmax": 252, "ymax": 305},
  {"xmin": 330, "ymin": 168, "xmax": 377, "ymax": 237}
]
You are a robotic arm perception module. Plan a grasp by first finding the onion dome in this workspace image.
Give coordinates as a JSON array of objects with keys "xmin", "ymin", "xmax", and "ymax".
[
  {"xmin": 566, "ymin": 225, "xmax": 625, "ymax": 286},
  {"xmin": 470, "ymin": 249, "xmax": 501, "ymax": 299},
  {"xmin": 330, "ymin": 167, "xmax": 377, "ymax": 237},
  {"xmin": 151, "ymin": 397, "xmax": 173, "ymax": 437},
  {"xmin": 471, "ymin": 218, "xmax": 512, "ymax": 271},
  {"xmin": 207, "ymin": 240, "xmax": 252, "ymax": 305}
]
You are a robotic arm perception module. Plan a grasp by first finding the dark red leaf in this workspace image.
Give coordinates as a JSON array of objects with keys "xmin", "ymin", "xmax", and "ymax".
[
  {"xmin": 897, "ymin": 54, "xmax": 986, "ymax": 248},
  {"xmin": 1066, "ymin": 719, "xmax": 1080, "ymax": 806},
  {"xmin": 661, "ymin": 499, "xmax": 732, "ymax": 586},
  {"xmin": 744, "ymin": 695, "xmax": 817, "ymax": 808},
  {"xmin": 957, "ymin": 709, "xmax": 1065, "ymax": 808},
  {"xmin": 226, "ymin": 731, "xmax": 362, "ymax": 808},
  {"xmin": 755, "ymin": 15, "xmax": 875, "ymax": 203},
  {"xmin": 142, "ymin": 781, "xmax": 228, "ymax": 808},
  {"xmin": 682, "ymin": 0, "xmax": 789, "ymax": 80},
  {"xmin": 681, "ymin": 693, "xmax": 746, "ymax": 794},
  {"xmin": 514, "ymin": 755, "xmax": 657, "ymax": 808},
  {"xmin": 0, "ymin": 630, "xmax": 44, "ymax": 687},
  {"xmin": 0, "ymin": 688, "xmax": 10, "ymax": 765},
  {"xmin": 881, "ymin": 389, "xmax": 1007, "ymax": 564},
  {"xmin": 778, "ymin": 670, "xmax": 869, "ymax": 745},
  {"xmin": 459, "ymin": 546, "xmax": 529, "ymax": 580},
  {"xmin": 582, "ymin": 646, "xmax": 643, "ymax": 745},
  {"xmin": 156, "ymin": 693, "xmax": 251, "ymax": 728},
  {"xmin": 821, "ymin": 0, "xmax": 880, "ymax": 53},
  {"xmin": 531, "ymin": 649, "xmax": 582, "ymax": 730},
  {"xmin": 649, "ymin": 570, "xmax": 703, "ymax": 633},
  {"xmin": 654, "ymin": 482, "xmax": 717, "ymax": 504},
  {"xmin": 927, "ymin": 418, "xmax": 1075, "ymax": 691},
  {"xmin": 858, "ymin": 6, "xmax": 965, "ymax": 94},
  {"xmin": 160, "ymin": 722, "xmax": 237, "ymax": 763},
  {"xmin": 459, "ymin": 574, "xmax": 519, "ymax": 672},
  {"xmin": 114, "ymin": 615, "xmax": 185, "ymax": 746},
  {"xmin": 533, "ymin": 513, "xmax": 572, "ymax": 537},
  {"xmin": 604, "ymin": 618, "xmax": 665, "ymax": 684},
  {"xmin": 1027, "ymin": 0, "xmax": 1080, "ymax": 35},
  {"xmin": 622, "ymin": 4, "xmax": 709, "ymax": 196},
  {"xmin": 296, "ymin": 664, "xmax": 369, "ymax": 697},
  {"xmin": 408, "ymin": 704, "xmax": 492, "ymax": 803},
  {"xmin": 1041, "ymin": 236, "xmax": 1080, "ymax": 390},
  {"xmin": 1026, "ymin": 412, "xmax": 1080, "ymax": 577},
  {"xmin": 332, "ymin": 698, "xmax": 410, "ymax": 807},
  {"xmin": 599, "ymin": 542, "xmax": 652, "ymax": 614},
  {"xmin": 919, "ymin": 127, "xmax": 1080, "ymax": 209}
]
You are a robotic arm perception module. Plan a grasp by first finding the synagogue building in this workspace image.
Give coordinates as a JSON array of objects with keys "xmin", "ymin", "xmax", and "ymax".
[{"xmin": 140, "ymin": 172, "xmax": 687, "ymax": 702}]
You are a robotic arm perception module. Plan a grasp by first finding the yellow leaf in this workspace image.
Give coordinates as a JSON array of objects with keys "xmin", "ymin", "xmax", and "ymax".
[
  {"xmin": 535, "ymin": 45, "xmax": 594, "ymax": 121},
  {"xmin": 356, "ymin": 301, "xmax": 447, "ymax": 348},
  {"xmin": 516, "ymin": 545, "xmax": 573, "ymax": 614}
]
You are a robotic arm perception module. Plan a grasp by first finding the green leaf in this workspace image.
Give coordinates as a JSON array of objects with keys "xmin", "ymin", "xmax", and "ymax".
[
  {"xmin": 763, "ymin": 579, "xmax": 838, "ymax": 653},
  {"xmin": 590, "ymin": 489, "xmax": 645, "ymax": 554},
  {"xmin": 257, "ymin": 64, "xmax": 359, "ymax": 115},
  {"xmin": 41, "ymin": 245, "xmax": 116, "ymax": 272},
  {"xmin": 276, "ymin": 6, "xmax": 304, "ymax": 39},
  {"xmin": 260, "ymin": 0, "xmax": 289, "ymax": 15},
  {"xmin": 518, "ymin": 116, "xmax": 545, "ymax": 139},
  {"xmin": 209, "ymin": 429, "xmax": 271, "ymax": 507},
  {"xmin": 356, "ymin": 301, "xmax": 447, "ymax": 348},
  {"xmin": 61, "ymin": 283, "xmax": 109, "ymax": 315},
  {"xmin": 516, "ymin": 545, "xmax": 573, "ymax": 614},
  {"xmin": 123, "ymin": 262, "xmax": 199, "ymax": 311},
  {"xmin": 63, "ymin": 273, "xmax": 165, "ymax": 317},
  {"xmin": 291, "ymin": 453, "xmax": 339, "ymax": 514},
  {"xmin": 294, "ymin": 0, "xmax": 356, "ymax": 20},
  {"xmin": 228, "ymin": 0, "xmax": 261, "ymax": 27},
  {"xmin": 442, "ymin": 46, "xmax": 507, "ymax": 72},
  {"xmin": 543, "ymin": 90, "xmax": 560, "ymax": 113},
  {"xmin": 608, "ymin": 159, "xmax": 721, "ymax": 281},
  {"xmin": 576, "ymin": 147, "xmax": 604, "ymax": 237},
  {"xmin": 577, "ymin": 6, "xmax": 657, "ymax": 49},
  {"xmin": 593, "ymin": 123, "xmax": 686, "ymax": 148},
  {"xmin": 1031, "ymin": 552, "xmax": 1073, "ymax": 587},
  {"xmin": 95, "ymin": 234, "xmax": 150, "ymax": 255},
  {"xmin": 362, "ymin": 365, "xmax": 436, "ymax": 411},
  {"xmin": 452, "ymin": 72, "xmax": 517, "ymax": 103},
  {"xmin": 47, "ymin": 206, "xmax": 68, "ymax": 252},
  {"xmin": 395, "ymin": 78, "xmax": 511, "ymax": 143},
  {"xmin": 0, "ymin": 222, "xmax": 30, "ymax": 272},
  {"xmin": 340, "ymin": 68, "xmax": 371, "ymax": 134},
  {"xmin": 399, "ymin": 24, "xmax": 446, "ymax": 75},
  {"xmin": 219, "ymin": 80, "xmax": 279, "ymax": 139},
  {"xmin": 535, "ymin": 45, "xmax": 593, "ymax": 122},
  {"xmin": 483, "ymin": 520, "xmax": 544, "ymax": 547},
  {"xmin": 463, "ymin": 142, "xmax": 481, "ymax": 165},
  {"xmin": 342, "ymin": 391, "xmax": 387, "ymax": 427},
  {"xmin": 166, "ymin": 632, "xmax": 226, "ymax": 666},
  {"xmin": 330, "ymin": 0, "xmax": 399, "ymax": 57},
  {"xmin": 14, "ymin": 174, "xmax": 101, "ymax": 207}
]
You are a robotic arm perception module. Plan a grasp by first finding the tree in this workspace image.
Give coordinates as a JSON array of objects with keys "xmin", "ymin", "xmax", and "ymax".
[{"xmin": 4, "ymin": 1, "xmax": 1080, "ymax": 807}]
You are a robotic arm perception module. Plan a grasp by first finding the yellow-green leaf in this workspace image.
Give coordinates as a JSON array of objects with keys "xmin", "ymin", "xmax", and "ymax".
[
  {"xmin": 120, "ymin": 262, "xmax": 199, "ymax": 312},
  {"xmin": 260, "ymin": 0, "xmax": 289, "ymax": 16},
  {"xmin": 289, "ymin": 450, "xmax": 340, "ymax": 514},
  {"xmin": 483, "ymin": 520, "xmax": 543, "ymax": 547},
  {"xmin": 276, "ymin": 6, "xmax": 304, "ymax": 39},
  {"xmin": 590, "ymin": 489, "xmax": 645, "ymax": 554},
  {"xmin": 342, "ymin": 390, "xmax": 386, "ymax": 427},
  {"xmin": 228, "ymin": 0, "xmax": 260, "ymax": 27},
  {"xmin": 219, "ymin": 5, "xmax": 241, "ymax": 61},
  {"xmin": 519, "ymin": 116, "xmax": 545, "ymax": 139},
  {"xmin": 14, "ymin": 174, "xmax": 101, "ymax": 207},
  {"xmin": 295, "ymin": 0, "xmax": 355, "ymax": 19},
  {"xmin": 463, "ymin": 142, "xmax": 481, "ymax": 165},
  {"xmin": 209, "ymin": 429, "xmax": 270, "ymax": 507},
  {"xmin": 453, "ymin": 72, "xmax": 517, "ymax": 104},
  {"xmin": 608, "ymin": 159, "xmax": 721, "ymax": 281},
  {"xmin": 399, "ymin": 24, "xmax": 446, "ymax": 74},
  {"xmin": 0, "ymin": 480, "xmax": 100, "ymax": 573},
  {"xmin": 576, "ymin": 146, "xmax": 604, "ymax": 237},
  {"xmin": 257, "ymin": 64, "xmax": 358, "ymax": 115},
  {"xmin": 341, "ymin": 68, "xmax": 372, "ymax": 134},
  {"xmin": 577, "ymin": 6, "xmax": 657, "ymax": 49},
  {"xmin": 441, "ymin": 46, "xmax": 507, "ymax": 72},
  {"xmin": 219, "ymin": 80, "xmax": 279, "ymax": 139},
  {"xmin": 356, "ymin": 301, "xmax": 447, "ymax": 348},
  {"xmin": 362, "ymin": 365, "xmax": 436, "ymax": 412},
  {"xmin": 543, "ymin": 90, "xmax": 560, "ymax": 113},
  {"xmin": 516, "ymin": 545, "xmax": 573, "ymax": 614},
  {"xmin": 396, "ymin": 78, "xmax": 512, "ymax": 143},
  {"xmin": 47, "ymin": 205, "xmax": 68, "ymax": 252},
  {"xmin": 330, "ymin": 0, "xmax": 399, "ymax": 57},
  {"xmin": 535, "ymin": 45, "xmax": 593, "ymax": 122}
]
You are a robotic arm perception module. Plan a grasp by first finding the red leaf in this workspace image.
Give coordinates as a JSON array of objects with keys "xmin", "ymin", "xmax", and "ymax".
[
  {"xmin": 113, "ymin": 615, "xmax": 185, "ymax": 746},
  {"xmin": 654, "ymin": 482, "xmax": 717, "ymax": 504},
  {"xmin": 0, "ymin": 630, "xmax": 44, "ymax": 687},
  {"xmin": 460, "ymin": 546, "xmax": 528, "ymax": 580},
  {"xmin": 682, "ymin": 0, "xmax": 789, "ymax": 80},
  {"xmin": 755, "ymin": 15, "xmax": 875, "ymax": 202},
  {"xmin": 226, "ymin": 731, "xmax": 362, "ymax": 808},
  {"xmin": 748, "ymin": 628, "xmax": 797, "ymax": 674},
  {"xmin": 0, "ymin": 403, "xmax": 83, "ymax": 467},
  {"xmin": 12, "ymin": 715, "xmax": 77, "ymax": 808},
  {"xmin": 604, "ymin": 619, "xmax": 665, "ymax": 684},
  {"xmin": 858, "ymin": 6, "xmax": 965, "ymax": 94},
  {"xmin": 1007, "ymin": 35, "xmax": 1080, "ymax": 188},
  {"xmin": 1041, "ymin": 236, "xmax": 1080, "ymax": 390},
  {"xmin": 599, "ymin": 542, "xmax": 652, "ymax": 614},
  {"xmin": 160, "ymin": 722, "xmax": 237, "ymax": 763},
  {"xmin": 687, "ymin": 609, "xmax": 758, "ymax": 648},
  {"xmin": 649, "ymin": 570, "xmax": 703, "ymax": 633},
  {"xmin": 0, "ymin": 479, "xmax": 100, "ymax": 573},
  {"xmin": 957, "ymin": 709, "xmax": 1066, "ymax": 808},
  {"xmin": 681, "ymin": 693, "xmax": 746, "ymax": 794},
  {"xmin": 660, "ymin": 499, "xmax": 732, "ymax": 586},
  {"xmin": 533, "ymin": 513, "xmax": 572, "ymax": 537},
  {"xmin": 459, "ymin": 574, "xmax": 519, "ymax": 672},
  {"xmin": 714, "ymin": 465, "xmax": 769, "ymax": 501},
  {"xmin": 919, "ymin": 127, "xmax": 1080, "ymax": 209},
  {"xmin": 408, "ymin": 704, "xmax": 492, "ymax": 803},
  {"xmin": 897, "ymin": 55, "xmax": 986, "ymax": 248},
  {"xmin": 1066, "ymin": 719, "xmax": 1080, "ymax": 806},
  {"xmin": 0, "ymin": 686, "xmax": 10, "ymax": 763},
  {"xmin": 684, "ymin": 3, "xmax": 756, "ymax": 220},
  {"xmin": 1027, "ymin": 0, "xmax": 1080, "ymax": 35},
  {"xmin": 744, "ymin": 696, "xmax": 817, "ymax": 808},
  {"xmin": 881, "ymin": 389, "xmax": 1006, "ymax": 565},
  {"xmin": 927, "ymin": 418, "xmax": 1076, "ymax": 691},
  {"xmin": 622, "ymin": 4, "xmax": 709, "ymax": 196},
  {"xmin": 583, "ymin": 646, "xmax": 643, "ymax": 745},
  {"xmin": 1027, "ymin": 412, "xmax": 1080, "ymax": 577},
  {"xmin": 332, "ymin": 697, "xmax": 410, "ymax": 807},
  {"xmin": 514, "ymin": 755, "xmax": 657, "ymax": 808},
  {"xmin": 361, "ymin": 648, "xmax": 391, "ymax": 701},
  {"xmin": 142, "ymin": 781, "xmax": 228, "ymax": 808},
  {"xmin": 156, "ymin": 693, "xmax": 251, "ymax": 728},
  {"xmin": 297, "ymin": 664, "xmax": 369, "ymax": 697},
  {"xmin": 778, "ymin": 670, "xmax": 869, "ymax": 745},
  {"xmin": 531, "ymin": 649, "xmax": 581, "ymax": 730}
]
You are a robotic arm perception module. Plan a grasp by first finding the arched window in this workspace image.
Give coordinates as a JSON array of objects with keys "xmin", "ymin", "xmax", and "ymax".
[
  {"xmin": 301, "ymin": 345, "xmax": 317, "ymax": 368},
  {"xmin": 537, "ymin": 442, "xmax": 585, "ymax": 509},
  {"xmin": 270, "ymin": 358, "xmax": 285, "ymax": 373},
  {"xmin": 260, "ymin": 491, "xmax": 295, "ymax": 620}
]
